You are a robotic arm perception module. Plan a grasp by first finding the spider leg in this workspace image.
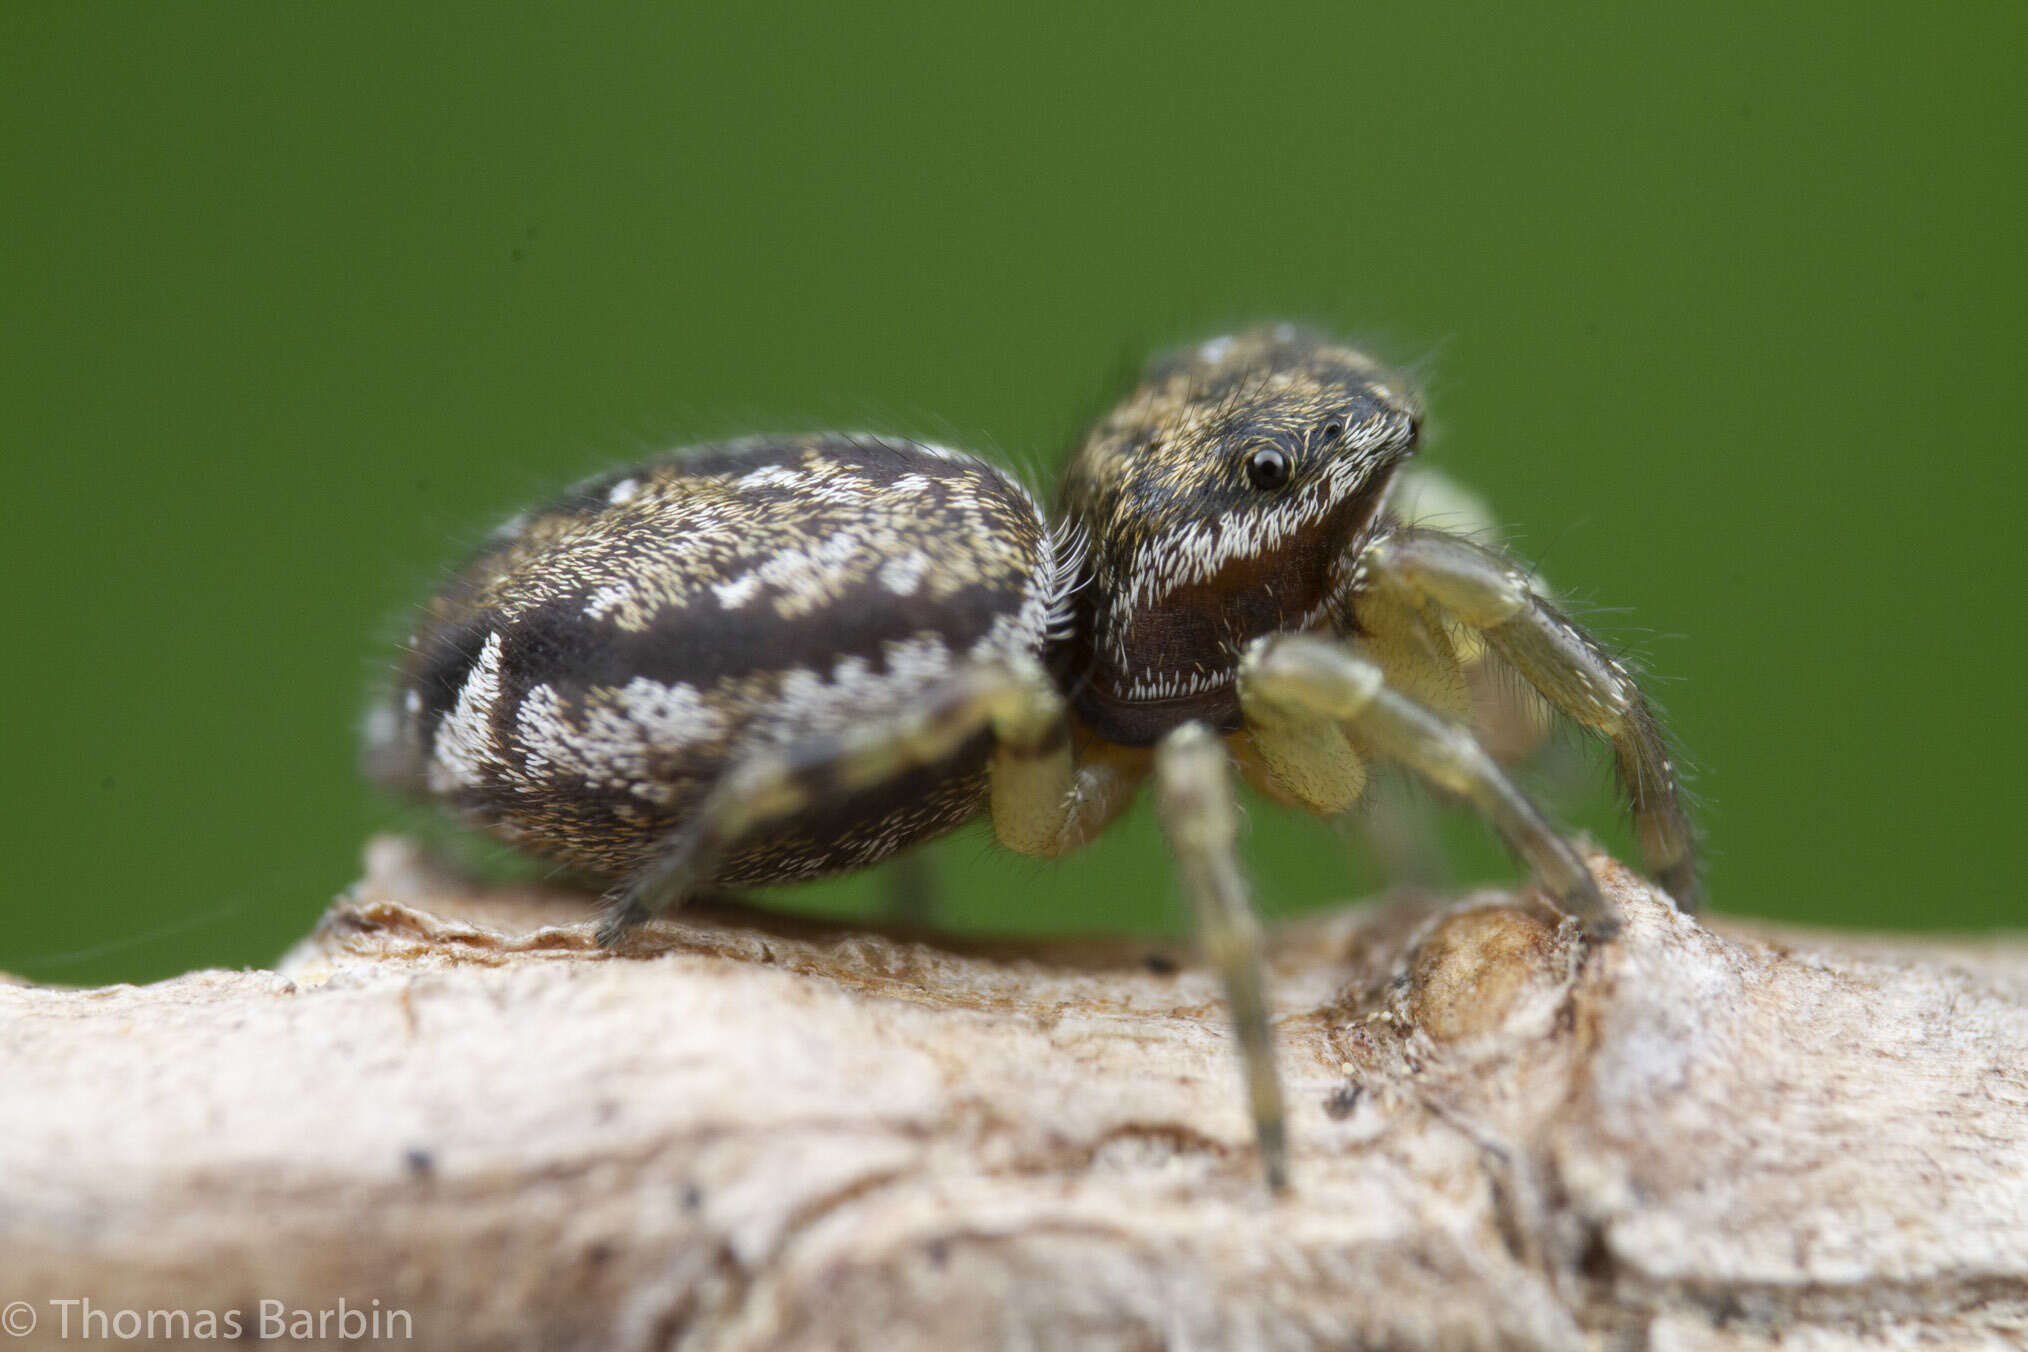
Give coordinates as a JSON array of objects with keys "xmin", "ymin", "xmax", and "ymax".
[
  {"xmin": 597, "ymin": 657, "xmax": 1084, "ymax": 944},
  {"xmin": 879, "ymin": 848, "xmax": 941, "ymax": 930},
  {"xmin": 1354, "ymin": 528, "xmax": 1698, "ymax": 911},
  {"xmin": 1153, "ymin": 721, "xmax": 1289, "ymax": 1191},
  {"xmin": 1238, "ymin": 633, "xmax": 1616, "ymax": 939}
]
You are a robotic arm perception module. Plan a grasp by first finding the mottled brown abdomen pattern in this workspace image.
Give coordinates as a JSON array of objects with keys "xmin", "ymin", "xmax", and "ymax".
[{"xmin": 368, "ymin": 436, "xmax": 1068, "ymax": 883}]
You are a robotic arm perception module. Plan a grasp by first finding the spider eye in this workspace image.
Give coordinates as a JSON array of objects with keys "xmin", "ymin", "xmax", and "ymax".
[
  {"xmin": 1244, "ymin": 446, "xmax": 1292, "ymax": 491},
  {"xmin": 1321, "ymin": 422, "xmax": 1343, "ymax": 442}
]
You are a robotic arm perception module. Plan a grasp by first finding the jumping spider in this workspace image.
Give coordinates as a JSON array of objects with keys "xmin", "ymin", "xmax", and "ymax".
[{"xmin": 368, "ymin": 325, "xmax": 1697, "ymax": 1191}]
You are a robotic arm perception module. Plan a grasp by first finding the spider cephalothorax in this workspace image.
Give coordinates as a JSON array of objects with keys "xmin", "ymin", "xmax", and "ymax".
[
  {"xmin": 370, "ymin": 326, "xmax": 1696, "ymax": 1191},
  {"xmin": 1059, "ymin": 327, "xmax": 1421, "ymax": 743}
]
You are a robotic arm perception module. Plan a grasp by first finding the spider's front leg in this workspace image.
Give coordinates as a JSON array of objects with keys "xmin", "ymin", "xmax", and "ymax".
[
  {"xmin": 1354, "ymin": 528, "xmax": 1699, "ymax": 911},
  {"xmin": 1152, "ymin": 722, "xmax": 1289, "ymax": 1192},
  {"xmin": 1236, "ymin": 634, "xmax": 1616, "ymax": 938}
]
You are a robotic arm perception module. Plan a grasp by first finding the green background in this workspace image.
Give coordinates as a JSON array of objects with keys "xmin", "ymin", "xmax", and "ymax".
[{"xmin": 6, "ymin": 5, "xmax": 2022, "ymax": 987}]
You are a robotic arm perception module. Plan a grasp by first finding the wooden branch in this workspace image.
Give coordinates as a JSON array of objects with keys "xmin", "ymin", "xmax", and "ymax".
[{"xmin": 4, "ymin": 837, "xmax": 2027, "ymax": 1350}]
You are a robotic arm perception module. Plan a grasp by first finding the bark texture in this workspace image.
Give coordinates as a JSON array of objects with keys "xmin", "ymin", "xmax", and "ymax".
[{"xmin": 3, "ymin": 837, "xmax": 2026, "ymax": 1350}]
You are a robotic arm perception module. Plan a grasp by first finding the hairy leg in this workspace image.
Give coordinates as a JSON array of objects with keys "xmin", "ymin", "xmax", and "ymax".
[
  {"xmin": 879, "ymin": 848, "xmax": 940, "ymax": 930},
  {"xmin": 1153, "ymin": 721, "xmax": 1289, "ymax": 1191},
  {"xmin": 597, "ymin": 658, "xmax": 1084, "ymax": 944},
  {"xmin": 1355, "ymin": 528, "xmax": 1698, "ymax": 911},
  {"xmin": 1238, "ymin": 633, "xmax": 1617, "ymax": 939}
]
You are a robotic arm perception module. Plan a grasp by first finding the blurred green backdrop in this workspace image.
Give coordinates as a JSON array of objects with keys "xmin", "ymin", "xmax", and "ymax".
[{"xmin": 6, "ymin": 4, "xmax": 2023, "ymax": 986}]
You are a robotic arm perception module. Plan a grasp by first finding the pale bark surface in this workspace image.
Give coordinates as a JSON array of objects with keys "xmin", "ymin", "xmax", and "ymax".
[{"xmin": 3, "ymin": 837, "xmax": 2026, "ymax": 1350}]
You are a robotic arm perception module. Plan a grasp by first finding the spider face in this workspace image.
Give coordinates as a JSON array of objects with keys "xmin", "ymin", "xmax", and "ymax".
[
  {"xmin": 1059, "ymin": 326, "xmax": 1422, "ymax": 744},
  {"xmin": 369, "ymin": 325, "xmax": 1695, "ymax": 1193}
]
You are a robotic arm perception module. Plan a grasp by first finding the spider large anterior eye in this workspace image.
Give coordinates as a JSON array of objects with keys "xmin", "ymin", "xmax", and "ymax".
[{"xmin": 1244, "ymin": 447, "xmax": 1291, "ymax": 491}]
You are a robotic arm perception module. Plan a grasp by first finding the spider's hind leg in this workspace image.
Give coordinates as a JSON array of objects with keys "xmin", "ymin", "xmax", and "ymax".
[
  {"xmin": 597, "ymin": 657, "xmax": 1078, "ymax": 945},
  {"xmin": 879, "ymin": 848, "xmax": 942, "ymax": 931},
  {"xmin": 1354, "ymin": 528, "xmax": 1698, "ymax": 911}
]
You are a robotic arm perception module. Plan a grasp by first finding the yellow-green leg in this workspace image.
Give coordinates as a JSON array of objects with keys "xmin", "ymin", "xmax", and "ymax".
[
  {"xmin": 880, "ymin": 848, "xmax": 940, "ymax": 930},
  {"xmin": 598, "ymin": 657, "xmax": 1083, "ymax": 944},
  {"xmin": 1153, "ymin": 721, "xmax": 1290, "ymax": 1192},
  {"xmin": 1238, "ymin": 633, "xmax": 1617, "ymax": 939},
  {"xmin": 1355, "ymin": 529, "xmax": 1699, "ymax": 911}
]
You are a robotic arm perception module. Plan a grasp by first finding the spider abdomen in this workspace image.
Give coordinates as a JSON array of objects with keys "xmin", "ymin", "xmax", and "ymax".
[{"xmin": 368, "ymin": 435, "xmax": 1066, "ymax": 882}]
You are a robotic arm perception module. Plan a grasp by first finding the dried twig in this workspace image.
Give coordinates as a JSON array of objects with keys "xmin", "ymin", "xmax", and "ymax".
[{"xmin": 3, "ymin": 838, "xmax": 2025, "ymax": 1349}]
